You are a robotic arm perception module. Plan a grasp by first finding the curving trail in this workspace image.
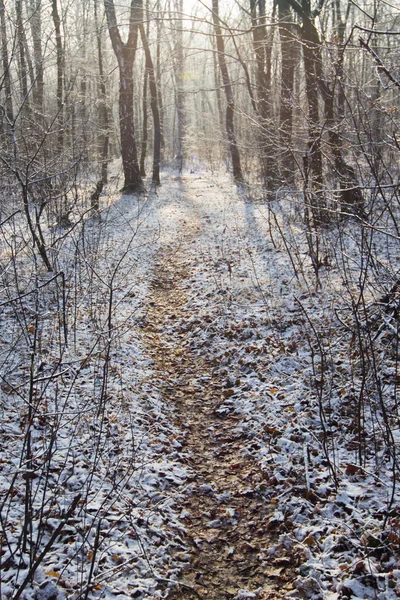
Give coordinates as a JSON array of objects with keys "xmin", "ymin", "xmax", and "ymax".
[{"xmin": 142, "ymin": 179, "xmax": 298, "ymax": 600}]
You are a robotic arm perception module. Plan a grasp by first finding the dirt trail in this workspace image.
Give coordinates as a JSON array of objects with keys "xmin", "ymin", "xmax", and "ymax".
[{"xmin": 142, "ymin": 192, "xmax": 296, "ymax": 599}]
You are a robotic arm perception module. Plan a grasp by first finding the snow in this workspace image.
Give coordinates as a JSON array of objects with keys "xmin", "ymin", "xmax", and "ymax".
[{"xmin": 1, "ymin": 167, "xmax": 400, "ymax": 598}]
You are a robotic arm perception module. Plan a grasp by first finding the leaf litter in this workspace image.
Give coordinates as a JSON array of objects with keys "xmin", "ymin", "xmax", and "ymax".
[{"xmin": 1, "ymin": 170, "xmax": 400, "ymax": 599}]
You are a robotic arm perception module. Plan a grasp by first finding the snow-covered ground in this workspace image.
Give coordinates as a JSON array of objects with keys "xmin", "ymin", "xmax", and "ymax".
[
  {"xmin": 0, "ymin": 182, "xmax": 191, "ymax": 599},
  {"xmin": 1, "ymin": 168, "xmax": 400, "ymax": 599},
  {"xmin": 175, "ymin": 173, "xmax": 400, "ymax": 599}
]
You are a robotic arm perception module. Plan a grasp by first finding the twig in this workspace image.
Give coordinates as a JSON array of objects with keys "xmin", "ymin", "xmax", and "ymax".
[
  {"xmin": 0, "ymin": 272, "xmax": 64, "ymax": 308},
  {"xmin": 360, "ymin": 37, "xmax": 400, "ymax": 90},
  {"xmin": 13, "ymin": 494, "xmax": 81, "ymax": 600},
  {"xmin": 0, "ymin": 209, "xmax": 22, "ymax": 227}
]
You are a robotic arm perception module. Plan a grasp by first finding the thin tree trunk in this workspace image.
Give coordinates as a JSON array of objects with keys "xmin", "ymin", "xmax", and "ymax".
[
  {"xmin": 140, "ymin": 0, "xmax": 150, "ymax": 178},
  {"xmin": 94, "ymin": 0, "xmax": 110, "ymax": 183},
  {"xmin": 250, "ymin": 0, "xmax": 275, "ymax": 188},
  {"xmin": 0, "ymin": 0, "xmax": 14, "ymax": 126},
  {"xmin": 211, "ymin": 0, "xmax": 243, "ymax": 184},
  {"xmin": 212, "ymin": 38, "xmax": 224, "ymax": 141},
  {"xmin": 175, "ymin": 0, "xmax": 184, "ymax": 172},
  {"xmin": 29, "ymin": 0, "xmax": 44, "ymax": 114},
  {"xmin": 302, "ymin": 18, "xmax": 324, "ymax": 200},
  {"xmin": 303, "ymin": 11, "xmax": 363, "ymax": 217},
  {"xmin": 333, "ymin": 0, "xmax": 347, "ymax": 121},
  {"xmin": 140, "ymin": 68, "xmax": 149, "ymax": 177},
  {"xmin": 15, "ymin": 0, "xmax": 30, "ymax": 108},
  {"xmin": 324, "ymin": 88, "xmax": 364, "ymax": 215},
  {"xmin": 155, "ymin": 9, "xmax": 164, "ymax": 150},
  {"xmin": 278, "ymin": 0, "xmax": 296, "ymax": 181},
  {"xmin": 79, "ymin": 2, "xmax": 88, "ymax": 165},
  {"xmin": 250, "ymin": 0, "xmax": 269, "ymax": 122},
  {"xmin": 140, "ymin": 23, "xmax": 161, "ymax": 185},
  {"xmin": 51, "ymin": 0, "xmax": 64, "ymax": 155}
]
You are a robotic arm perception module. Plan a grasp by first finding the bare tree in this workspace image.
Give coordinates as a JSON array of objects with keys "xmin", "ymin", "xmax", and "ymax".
[
  {"xmin": 284, "ymin": 0, "xmax": 363, "ymax": 222},
  {"xmin": 0, "ymin": 0, "xmax": 14, "ymax": 128},
  {"xmin": 29, "ymin": 0, "xmax": 44, "ymax": 114},
  {"xmin": 250, "ymin": 0, "xmax": 276, "ymax": 188},
  {"xmin": 139, "ymin": 0, "xmax": 161, "ymax": 185},
  {"xmin": 140, "ymin": 63, "xmax": 149, "ymax": 177},
  {"xmin": 278, "ymin": 0, "xmax": 297, "ymax": 181},
  {"xmin": 94, "ymin": 0, "xmax": 110, "ymax": 184},
  {"xmin": 211, "ymin": 0, "xmax": 244, "ymax": 184},
  {"xmin": 51, "ymin": 0, "xmax": 64, "ymax": 155},
  {"xmin": 104, "ymin": 0, "xmax": 144, "ymax": 193},
  {"xmin": 175, "ymin": 0, "xmax": 185, "ymax": 172}
]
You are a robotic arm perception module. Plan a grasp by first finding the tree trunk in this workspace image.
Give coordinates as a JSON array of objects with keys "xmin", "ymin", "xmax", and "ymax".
[
  {"xmin": 333, "ymin": 0, "xmax": 347, "ymax": 121},
  {"xmin": 301, "ymin": 18, "xmax": 324, "ymax": 206},
  {"xmin": 285, "ymin": 0, "xmax": 363, "ymax": 222},
  {"xmin": 15, "ymin": 0, "xmax": 30, "ymax": 107},
  {"xmin": 104, "ymin": 0, "xmax": 143, "ymax": 193},
  {"xmin": 29, "ymin": 0, "xmax": 44, "ymax": 114},
  {"xmin": 140, "ymin": 68, "xmax": 149, "ymax": 177},
  {"xmin": 212, "ymin": 0, "xmax": 244, "ymax": 184},
  {"xmin": 155, "ymin": 9, "xmax": 165, "ymax": 151},
  {"xmin": 212, "ymin": 39, "xmax": 224, "ymax": 141},
  {"xmin": 175, "ymin": 0, "xmax": 184, "ymax": 172},
  {"xmin": 250, "ymin": 0, "xmax": 276, "ymax": 188},
  {"xmin": 140, "ymin": 24, "xmax": 161, "ymax": 185},
  {"xmin": 94, "ymin": 0, "xmax": 110, "ymax": 183},
  {"xmin": 119, "ymin": 53, "xmax": 143, "ymax": 192},
  {"xmin": 278, "ymin": 0, "xmax": 296, "ymax": 181},
  {"xmin": 303, "ymin": 11, "xmax": 363, "ymax": 218},
  {"xmin": 0, "ymin": 0, "xmax": 14, "ymax": 127},
  {"xmin": 51, "ymin": 0, "xmax": 64, "ymax": 155},
  {"xmin": 78, "ymin": 2, "xmax": 89, "ymax": 165},
  {"xmin": 324, "ymin": 91, "xmax": 364, "ymax": 216},
  {"xmin": 250, "ymin": 0, "xmax": 269, "ymax": 122}
]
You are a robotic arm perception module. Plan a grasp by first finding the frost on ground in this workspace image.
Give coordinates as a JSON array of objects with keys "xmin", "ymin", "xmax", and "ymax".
[
  {"xmin": 174, "ymin": 173, "xmax": 400, "ymax": 599},
  {"xmin": 1, "ymin": 170, "xmax": 400, "ymax": 599},
  {"xmin": 0, "ymin": 184, "xmax": 190, "ymax": 599}
]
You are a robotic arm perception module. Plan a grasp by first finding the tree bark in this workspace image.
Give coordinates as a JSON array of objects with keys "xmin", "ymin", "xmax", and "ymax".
[
  {"xmin": 250, "ymin": 0, "xmax": 269, "ymax": 123},
  {"xmin": 29, "ymin": 0, "xmax": 44, "ymax": 114},
  {"xmin": 140, "ymin": 23, "xmax": 161, "ymax": 185},
  {"xmin": 78, "ymin": 2, "xmax": 89, "ymax": 165},
  {"xmin": 15, "ymin": 0, "xmax": 30, "ymax": 107},
  {"xmin": 278, "ymin": 0, "xmax": 296, "ymax": 180},
  {"xmin": 250, "ymin": 0, "xmax": 276, "ymax": 188},
  {"xmin": 302, "ymin": 16, "xmax": 324, "ymax": 199},
  {"xmin": 284, "ymin": 0, "xmax": 363, "ymax": 221},
  {"xmin": 94, "ymin": 0, "xmax": 110, "ymax": 183},
  {"xmin": 284, "ymin": 0, "xmax": 326, "ymax": 222},
  {"xmin": 303, "ymin": 7, "xmax": 363, "ymax": 218},
  {"xmin": 140, "ymin": 67, "xmax": 149, "ymax": 177},
  {"xmin": 51, "ymin": 0, "xmax": 64, "ymax": 155},
  {"xmin": 155, "ymin": 8, "xmax": 165, "ymax": 150},
  {"xmin": 104, "ymin": 0, "xmax": 143, "ymax": 193},
  {"xmin": 212, "ymin": 37, "xmax": 224, "ymax": 142},
  {"xmin": 175, "ymin": 0, "xmax": 184, "ymax": 172},
  {"xmin": 0, "ymin": 0, "xmax": 14, "ymax": 127},
  {"xmin": 212, "ymin": 0, "xmax": 244, "ymax": 184}
]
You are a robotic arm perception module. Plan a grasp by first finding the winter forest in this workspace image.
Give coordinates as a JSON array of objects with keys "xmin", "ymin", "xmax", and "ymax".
[{"xmin": 0, "ymin": 0, "xmax": 400, "ymax": 598}]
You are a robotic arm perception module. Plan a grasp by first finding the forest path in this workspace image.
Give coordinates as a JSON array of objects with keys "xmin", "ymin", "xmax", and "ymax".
[{"xmin": 142, "ymin": 176, "xmax": 296, "ymax": 600}]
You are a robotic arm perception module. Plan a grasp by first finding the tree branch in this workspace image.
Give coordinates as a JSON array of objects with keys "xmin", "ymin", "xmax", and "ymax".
[{"xmin": 360, "ymin": 37, "xmax": 400, "ymax": 90}]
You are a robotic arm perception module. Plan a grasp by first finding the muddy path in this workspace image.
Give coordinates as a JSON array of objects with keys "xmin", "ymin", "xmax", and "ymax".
[{"xmin": 142, "ymin": 190, "xmax": 298, "ymax": 599}]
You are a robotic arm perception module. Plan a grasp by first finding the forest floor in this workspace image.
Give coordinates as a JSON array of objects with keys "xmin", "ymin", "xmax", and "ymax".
[
  {"xmin": 2, "ymin": 169, "xmax": 400, "ymax": 600},
  {"xmin": 138, "ymin": 172, "xmax": 400, "ymax": 600},
  {"xmin": 143, "ymin": 193, "xmax": 297, "ymax": 599}
]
